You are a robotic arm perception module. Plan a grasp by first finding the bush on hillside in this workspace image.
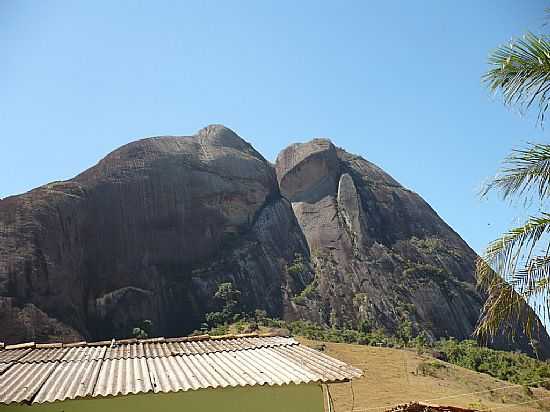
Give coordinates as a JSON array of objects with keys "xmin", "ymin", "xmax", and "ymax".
[
  {"xmin": 200, "ymin": 312, "xmax": 550, "ymax": 390},
  {"xmin": 436, "ymin": 338, "xmax": 550, "ymax": 389}
]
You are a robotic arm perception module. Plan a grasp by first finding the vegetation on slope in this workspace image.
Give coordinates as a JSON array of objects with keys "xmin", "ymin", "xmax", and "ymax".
[
  {"xmin": 437, "ymin": 338, "xmax": 550, "ymax": 389},
  {"xmin": 204, "ymin": 318, "xmax": 550, "ymax": 390},
  {"xmin": 194, "ymin": 283, "xmax": 550, "ymax": 390}
]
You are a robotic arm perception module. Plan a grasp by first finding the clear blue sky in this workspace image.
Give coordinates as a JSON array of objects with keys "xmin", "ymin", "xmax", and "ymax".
[{"xmin": 1, "ymin": 0, "xmax": 548, "ymax": 255}]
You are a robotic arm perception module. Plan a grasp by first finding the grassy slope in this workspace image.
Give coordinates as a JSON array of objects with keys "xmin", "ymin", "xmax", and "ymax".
[{"xmin": 299, "ymin": 339, "xmax": 550, "ymax": 412}]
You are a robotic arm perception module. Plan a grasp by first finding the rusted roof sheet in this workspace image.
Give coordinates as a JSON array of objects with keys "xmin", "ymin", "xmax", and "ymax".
[{"xmin": 0, "ymin": 334, "xmax": 362, "ymax": 405}]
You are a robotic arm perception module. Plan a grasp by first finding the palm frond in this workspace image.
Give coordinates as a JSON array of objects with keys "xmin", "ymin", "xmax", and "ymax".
[
  {"xmin": 476, "ymin": 214, "xmax": 550, "ymax": 339},
  {"xmin": 479, "ymin": 214, "xmax": 550, "ymax": 285},
  {"xmin": 484, "ymin": 33, "xmax": 550, "ymax": 125},
  {"xmin": 475, "ymin": 258, "xmax": 538, "ymax": 339},
  {"xmin": 516, "ymin": 258, "xmax": 550, "ymax": 328},
  {"xmin": 516, "ymin": 255, "xmax": 550, "ymax": 297},
  {"xmin": 482, "ymin": 143, "xmax": 550, "ymax": 201}
]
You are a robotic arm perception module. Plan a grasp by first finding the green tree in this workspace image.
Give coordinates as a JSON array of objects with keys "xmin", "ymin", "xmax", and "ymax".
[
  {"xmin": 215, "ymin": 282, "xmax": 241, "ymax": 315},
  {"xmin": 397, "ymin": 319, "xmax": 413, "ymax": 345},
  {"xmin": 205, "ymin": 282, "xmax": 242, "ymax": 327},
  {"xmin": 132, "ymin": 319, "xmax": 153, "ymax": 339},
  {"xmin": 476, "ymin": 17, "xmax": 550, "ymax": 340}
]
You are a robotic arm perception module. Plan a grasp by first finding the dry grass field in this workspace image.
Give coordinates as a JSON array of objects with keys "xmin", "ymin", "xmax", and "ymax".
[{"xmin": 300, "ymin": 339, "xmax": 550, "ymax": 412}]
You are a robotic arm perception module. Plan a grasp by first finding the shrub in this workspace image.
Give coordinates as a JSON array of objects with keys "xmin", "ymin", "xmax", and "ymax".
[
  {"xmin": 205, "ymin": 282, "xmax": 242, "ymax": 327},
  {"xmin": 436, "ymin": 338, "xmax": 550, "ymax": 388},
  {"xmin": 132, "ymin": 319, "xmax": 153, "ymax": 339},
  {"xmin": 416, "ymin": 360, "xmax": 446, "ymax": 377}
]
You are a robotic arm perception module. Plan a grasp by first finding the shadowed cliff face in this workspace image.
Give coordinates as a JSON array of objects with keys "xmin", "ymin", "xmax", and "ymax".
[
  {"xmin": 0, "ymin": 126, "xmax": 548, "ymax": 357},
  {"xmin": 0, "ymin": 125, "xmax": 308, "ymax": 341}
]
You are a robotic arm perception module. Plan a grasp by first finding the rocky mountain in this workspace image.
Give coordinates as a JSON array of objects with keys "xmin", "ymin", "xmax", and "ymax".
[{"xmin": 0, "ymin": 125, "xmax": 548, "ymax": 356}]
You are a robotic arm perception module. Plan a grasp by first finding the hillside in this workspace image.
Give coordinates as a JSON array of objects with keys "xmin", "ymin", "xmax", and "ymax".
[
  {"xmin": 0, "ymin": 125, "xmax": 548, "ymax": 357},
  {"xmin": 300, "ymin": 339, "xmax": 550, "ymax": 412}
]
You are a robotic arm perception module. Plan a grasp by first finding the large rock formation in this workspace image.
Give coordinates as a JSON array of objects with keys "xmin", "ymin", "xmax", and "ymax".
[
  {"xmin": 0, "ymin": 125, "xmax": 548, "ymax": 357},
  {"xmin": 276, "ymin": 139, "xmax": 549, "ymax": 356},
  {"xmin": 276, "ymin": 139, "xmax": 481, "ymax": 333},
  {"xmin": 0, "ymin": 125, "xmax": 307, "ymax": 341}
]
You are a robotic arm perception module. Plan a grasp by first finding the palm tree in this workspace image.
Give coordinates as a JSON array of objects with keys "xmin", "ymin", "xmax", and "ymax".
[
  {"xmin": 484, "ymin": 33, "xmax": 550, "ymax": 125},
  {"xmin": 476, "ymin": 31, "xmax": 550, "ymax": 341}
]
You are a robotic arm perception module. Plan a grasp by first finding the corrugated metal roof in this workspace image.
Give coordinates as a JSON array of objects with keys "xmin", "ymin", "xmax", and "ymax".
[
  {"xmin": 18, "ymin": 347, "xmax": 68, "ymax": 363},
  {"xmin": 0, "ymin": 363, "xmax": 11, "ymax": 374},
  {"xmin": 0, "ymin": 362, "xmax": 57, "ymax": 404},
  {"xmin": 0, "ymin": 348, "xmax": 31, "ymax": 363},
  {"xmin": 143, "ymin": 341, "xmax": 186, "ymax": 357},
  {"xmin": 33, "ymin": 360, "xmax": 102, "ymax": 403},
  {"xmin": 101, "ymin": 335, "xmax": 297, "ymax": 359},
  {"xmin": 94, "ymin": 357, "xmax": 153, "ymax": 397},
  {"xmin": 0, "ymin": 334, "xmax": 362, "ymax": 405},
  {"xmin": 105, "ymin": 343, "xmax": 146, "ymax": 360},
  {"xmin": 145, "ymin": 346, "xmax": 340, "ymax": 393},
  {"xmin": 62, "ymin": 345, "xmax": 107, "ymax": 362}
]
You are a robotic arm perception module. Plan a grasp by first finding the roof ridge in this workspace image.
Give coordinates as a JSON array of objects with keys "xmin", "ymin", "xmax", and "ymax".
[
  {"xmin": 4, "ymin": 342, "xmax": 35, "ymax": 350},
  {"xmin": 0, "ymin": 332, "xmax": 290, "ymax": 350}
]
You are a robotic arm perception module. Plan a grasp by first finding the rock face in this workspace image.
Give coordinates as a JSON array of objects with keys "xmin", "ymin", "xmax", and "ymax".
[
  {"xmin": 276, "ymin": 139, "xmax": 550, "ymax": 357},
  {"xmin": 0, "ymin": 125, "xmax": 307, "ymax": 341},
  {"xmin": 275, "ymin": 140, "xmax": 481, "ymax": 336},
  {"xmin": 0, "ymin": 125, "xmax": 548, "ymax": 357}
]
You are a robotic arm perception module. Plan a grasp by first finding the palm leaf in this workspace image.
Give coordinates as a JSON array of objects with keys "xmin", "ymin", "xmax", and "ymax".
[
  {"xmin": 475, "ymin": 260, "xmax": 538, "ymax": 340},
  {"xmin": 476, "ymin": 214, "xmax": 550, "ymax": 339},
  {"xmin": 482, "ymin": 143, "xmax": 550, "ymax": 201},
  {"xmin": 484, "ymin": 33, "xmax": 550, "ymax": 125},
  {"xmin": 516, "ymin": 255, "xmax": 550, "ymax": 296},
  {"xmin": 479, "ymin": 214, "xmax": 550, "ymax": 284}
]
